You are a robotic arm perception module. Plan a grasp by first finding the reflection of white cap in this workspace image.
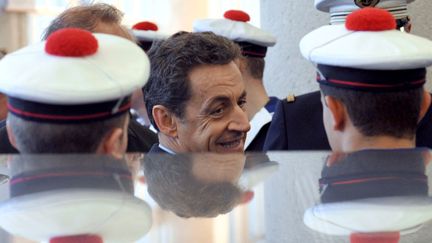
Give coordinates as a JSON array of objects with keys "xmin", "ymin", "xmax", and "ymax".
[
  {"xmin": 300, "ymin": 8, "xmax": 432, "ymax": 70},
  {"xmin": 303, "ymin": 196, "xmax": 432, "ymax": 236},
  {"xmin": 0, "ymin": 190, "xmax": 152, "ymax": 243},
  {"xmin": 0, "ymin": 28, "xmax": 150, "ymax": 123},
  {"xmin": 0, "ymin": 155, "xmax": 152, "ymax": 243},
  {"xmin": 193, "ymin": 10, "xmax": 276, "ymax": 57},
  {"xmin": 314, "ymin": 0, "xmax": 415, "ymax": 24}
]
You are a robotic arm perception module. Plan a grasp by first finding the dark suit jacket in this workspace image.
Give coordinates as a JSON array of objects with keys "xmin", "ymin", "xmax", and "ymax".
[
  {"xmin": 264, "ymin": 91, "xmax": 330, "ymax": 150},
  {"xmin": 0, "ymin": 117, "xmax": 158, "ymax": 153},
  {"xmin": 264, "ymin": 91, "xmax": 432, "ymax": 150}
]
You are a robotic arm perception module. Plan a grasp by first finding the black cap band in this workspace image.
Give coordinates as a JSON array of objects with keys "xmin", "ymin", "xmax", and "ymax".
[
  {"xmin": 236, "ymin": 41, "xmax": 268, "ymax": 58},
  {"xmin": 8, "ymin": 96, "xmax": 131, "ymax": 124},
  {"xmin": 317, "ymin": 64, "xmax": 426, "ymax": 91}
]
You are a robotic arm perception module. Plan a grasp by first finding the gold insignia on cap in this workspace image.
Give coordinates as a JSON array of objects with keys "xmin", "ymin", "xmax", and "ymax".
[
  {"xmin": 354, "ymin": 0, "xmax": 380, "ymax": 8},
  {"xmin": 286, "ymin": 94, "xmax": 296, "ymax": 103}
]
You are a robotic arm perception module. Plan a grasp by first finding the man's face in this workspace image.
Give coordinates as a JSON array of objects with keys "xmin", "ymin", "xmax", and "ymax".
[{"xmin": 175, "ymin": 62, "xmax": 250, "ymax": 153}]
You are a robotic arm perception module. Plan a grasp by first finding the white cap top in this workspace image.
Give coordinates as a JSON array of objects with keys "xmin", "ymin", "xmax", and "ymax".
[
  {"xmin": 300, "ymin": 9, "xmax": 432, "ymax": 70},
  {"xmin": 304, "ymin": 196, "xmax": 432, "ymax": 236},
  {"xmin": 0, "ymin": 190, "xmax": 152, "ymax": 243},
  {"xmin": 132, "ymin": 21, "xmax": 169, "ymax": 42},
  {"xmin": 193, "ymin": 10, "xmax": 276, "ymax": 47},
  {"xmin": 0, "ymin": 29, "xmax": 150, "ymax": 105}
]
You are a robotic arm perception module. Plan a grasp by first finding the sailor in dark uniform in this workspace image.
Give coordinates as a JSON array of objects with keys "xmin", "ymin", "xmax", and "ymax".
[
  {"xmin": 193, "ymin": 10, "xmax": 280, "ymax": 151},
  {"xmin": 263, "ymin": 0, "xmax": 432, "ymax": 151},
  {"xmin": 0, "ymin": 28, "xmax": 151, "ymax": 155},
  {"xmin": 292, "ymin": 7, "xmax": 432, "ymax": 154},
  {"xmin": 0, "ymin": 4, "xmax": 159, "ymax": 153}
]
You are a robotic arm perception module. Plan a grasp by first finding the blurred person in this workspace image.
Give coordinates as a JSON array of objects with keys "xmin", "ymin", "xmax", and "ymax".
[
  {"xmin": 144, "ymin": 31, "xmax": 250, "ymax": 153},
  {"xmin": 194, "ymin": 10, "xmax": 281, "ymax": 151},
  {"xmin": 0, "ymin": 28, "xmax": 149, "ymax": 155},
  {"xmin": 263, "ymin": 0, "xmax": 432, "ymax": 151},
  {"xmin": 130, "ymin": 21, "xmax": 169, "ymax": 128},
  {"xmin": 299, "ymin": 8, "xmax": 432, "ymax": 152}
]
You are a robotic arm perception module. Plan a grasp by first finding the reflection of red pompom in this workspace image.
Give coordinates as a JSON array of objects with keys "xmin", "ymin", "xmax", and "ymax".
[
  {"xmin": 346, "ymin": 7, "xmax": 396, "ymax": 31},
  {"xmin": 45, "ymin": 28, "xmax": 98, "ymax": 57},
  {"xmin": 350, "ymin": 232, "xmax": 400, "ymax": 243},
  {"xmin": 50, "ymin": 234, "xmax": 103, "ymax": 243},
  {"xmin": 224, "ymin": 10, "xmax": 250, "ymax": 22},
  {"xmin": 132, "ymin": 21, "xmax": 158, "ymax": 31}
]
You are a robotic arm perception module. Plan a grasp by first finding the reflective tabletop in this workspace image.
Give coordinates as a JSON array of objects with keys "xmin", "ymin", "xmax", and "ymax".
[{"xmin": 0, "ymin": 149, "xmax": 431, "ymax": 243}]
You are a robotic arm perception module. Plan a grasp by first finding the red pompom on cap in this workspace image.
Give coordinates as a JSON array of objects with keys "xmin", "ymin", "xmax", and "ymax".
[
  {"xmin": 224, "ymin": 10, "xmax": 250, "ymax": 22},
  {"xmin": 346, "ymin": 7, "xmax": 396, "ymax": 31},
  {"xmin": 132, "ymin": 21, "xmax": 159, "ymax": 31},
  {"xmin": 350, "ymin": 232, "xmax": 400, "ymax": 243},
  {"xmin": 45, "ymin": 28, "xmax": 98, "ymax": 57},
  {"xmin": 50, "ymin": 234, "xmax": 103, "ymax": 243}
]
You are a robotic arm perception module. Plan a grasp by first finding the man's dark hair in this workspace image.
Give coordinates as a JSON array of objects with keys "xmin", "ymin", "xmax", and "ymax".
[
  {"xmin": 320, "ymin": 85, "xmax": 423, "ymax": 139},
  {"xmin": 243, "ymin": 57, "xmax": 265, "ymax": 80},
  {"xmin": 42, "ymin": 3, "xmax": 123, "ymax": 40},
  {"xmin": 8, "ymin": 113, "xmax": 128, "ymax": 153},
  {"xmin": 144, "ymin": 31, "xmax": 242, "ymax": 130},
  {"xmin": 144, "ymin": 153, "xmax": 243, "ymax": 218}
]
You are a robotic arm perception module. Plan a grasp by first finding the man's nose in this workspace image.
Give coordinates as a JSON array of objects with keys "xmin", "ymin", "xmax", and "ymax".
[{"xmin": 228, "ymin": 105, "xmax": 251, "ymax": 132}]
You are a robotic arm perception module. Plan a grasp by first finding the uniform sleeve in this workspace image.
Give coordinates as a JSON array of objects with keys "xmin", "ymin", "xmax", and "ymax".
[{"xmin": 263, "ymin": 100, "xmax": 288, "ymax": 151}]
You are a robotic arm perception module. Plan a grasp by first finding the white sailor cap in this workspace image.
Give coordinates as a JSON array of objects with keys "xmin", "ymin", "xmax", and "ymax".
[
  {"xmin": 304, "ymin": 196, "xmax": 432, "ymax": 240},
  {"xmin": 300, "ymin": 8, "xmax": 432, "ymax": 91},
  {"xmin": 193, "ymin": 10, "xmax": 276, "ymax": 57},
  {"xmin": 131, "ymin": 21, "xmax": 169, "ymax": 52},
  {"xmin": 0, "ymin": 28, "xmax": 150, "ymax": 123},
  {"xmin": 315, "ymin": 0, "xmax": 415, "ymax": 24}
]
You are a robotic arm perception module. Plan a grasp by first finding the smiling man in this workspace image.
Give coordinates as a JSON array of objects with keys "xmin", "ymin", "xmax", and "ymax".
[{"xmin": 144, "ymin": 31, "xmax": 250, "ymax": 153}]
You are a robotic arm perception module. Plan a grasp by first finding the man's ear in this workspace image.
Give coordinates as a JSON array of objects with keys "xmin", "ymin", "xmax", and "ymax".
[
  {"xmin": 419, "ymin": 91, "xmax": 431, "ymax": 123},
  {"xmin": 100, "ymin": 128, "xmax": 125, "ymax": 159},
  {"xmin": 6, "ymin": 123, "xmax": 17, "ymax": 149},
  {"xmin": 324, "ymin": 96, "xmax": 346, "ymax": 131},
  {"xmin": 152, "ymin": 105, "xmax": 178, "ymax": 137}
]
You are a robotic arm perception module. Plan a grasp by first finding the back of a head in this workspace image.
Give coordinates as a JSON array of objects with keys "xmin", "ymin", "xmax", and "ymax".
[
  {"xmin": 43, "ymin": 3, "xmax": 123, "ymax": 40},
  {"xmin": 144, "ymin": 153, "xmax": 242, "ymax": 218},
  {"xmin": 144, "ymin": 31, "xmax": 242, "ymax": 130},
  {"xmin": 300, "ymin": 8, "xmax": 432, "ymax": 140},
  {"xmin": 0, "ymin": 29, "xmax": 150, "ymax": 153}
]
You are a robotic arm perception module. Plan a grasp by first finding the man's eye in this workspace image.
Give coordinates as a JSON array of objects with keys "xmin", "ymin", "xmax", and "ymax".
[
  {"xmin": 211, "ymin": 108, "xmax": 224, "ymax": 116},
  {"xmin": 238, "ymin": 99, "xmax": 247, "ymax": 108}
]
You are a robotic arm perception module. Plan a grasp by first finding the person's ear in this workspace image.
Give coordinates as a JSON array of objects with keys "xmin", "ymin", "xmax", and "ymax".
[
  {"xmin": 6, "ymin": 123, "xmax": 17, "ymax": 149},
  {"xmin": 419, "ymin": 91, "xmax": 431, "ymax": 123},
  {"xmin": 324, "ymin": 96, "xmax": 346, "ymax": 131},
  {"xmin": 152, "ymin": 105, "xmax": 178, "ymax": 137},
  {"xmin": 239, "ymin": 190, "xmax": 254, "ymax": 205},
  {"xmin": 101, "ymin": 128, "xmax": 125, "ymax": 159}
]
